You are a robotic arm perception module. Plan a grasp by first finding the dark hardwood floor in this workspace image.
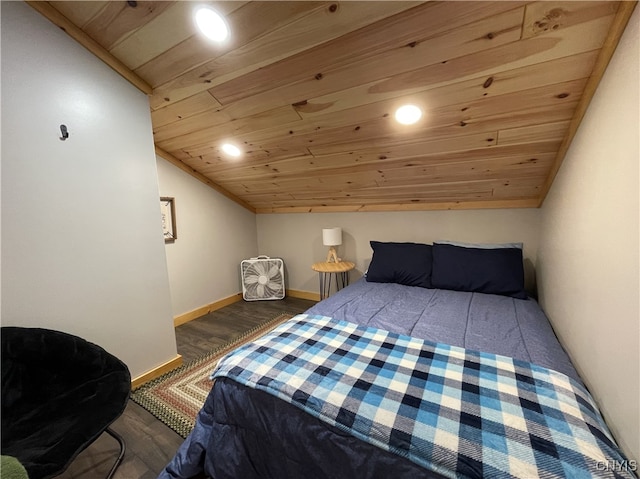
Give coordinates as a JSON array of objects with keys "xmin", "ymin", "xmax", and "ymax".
[
  {"xmin": 175, "ymin": 296, "xmax": 314, "ymax": 363},
  {"xmin": 58, "ymin": 296, "xmax": 316, "ymax": 479}
]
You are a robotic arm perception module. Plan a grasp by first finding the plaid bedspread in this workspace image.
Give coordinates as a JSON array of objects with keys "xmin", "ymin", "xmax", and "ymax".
[{"xmin": 212, "ymin": 314, "xmax": 635, "ymax": 479}]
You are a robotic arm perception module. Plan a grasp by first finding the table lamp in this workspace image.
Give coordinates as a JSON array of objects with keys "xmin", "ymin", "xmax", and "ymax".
[{"xmin": 322, "ymin": 227, "xmax": 342, "ymax": 263}]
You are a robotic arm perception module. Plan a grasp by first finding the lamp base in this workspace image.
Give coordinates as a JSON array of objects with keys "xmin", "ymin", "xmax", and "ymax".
[{"xmin": 326, "ymin": 247, "xmax": 340, "ymax": 263}]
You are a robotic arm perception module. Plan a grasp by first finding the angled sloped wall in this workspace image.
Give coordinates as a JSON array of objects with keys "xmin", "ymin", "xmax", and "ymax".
[
  {"xmin": 537, "ymin": 8, "xmax": 639, "ymax": 462},
  {"xmin": 1, "ymin": 1, "xmax": 177, "ymax": 378}
]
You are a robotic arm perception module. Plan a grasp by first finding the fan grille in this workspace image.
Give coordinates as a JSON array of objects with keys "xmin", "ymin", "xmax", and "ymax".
[{"xmin": 241, "ymin": 258, "xmax": 285, "ymax": 301}]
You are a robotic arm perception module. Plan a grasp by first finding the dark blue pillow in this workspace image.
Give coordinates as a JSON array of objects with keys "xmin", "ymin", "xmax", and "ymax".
[
  {"xmin": 366, "ymin": 241, "xmax": 432, "ymax": 288},
  {"xmin": 431, "ymin": 243, "xmax": 526, "ymax": 299}
]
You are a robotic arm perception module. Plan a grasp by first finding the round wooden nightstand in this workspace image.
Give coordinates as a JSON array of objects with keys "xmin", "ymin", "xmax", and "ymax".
[{"xmin": 311, "ymin": 261, "xmax": 355, "ymax": 300}]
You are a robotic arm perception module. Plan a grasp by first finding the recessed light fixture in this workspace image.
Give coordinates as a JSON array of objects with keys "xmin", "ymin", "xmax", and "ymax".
[
  {"xmin": 195, "ymin": 7, "xmax": 228, "ymax": 42},
  {"xmin": 221, "ymin": 143, "xmax": 241, "ymax": 157},
  {"xmin": 394, "ymin": 104, "xmax": 422, "ymax": 125}
]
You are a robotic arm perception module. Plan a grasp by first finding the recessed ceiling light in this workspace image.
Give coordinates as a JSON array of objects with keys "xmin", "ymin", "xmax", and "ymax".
[
  {"xmin": 195, "ymin": 7, "xmax": 228, "ymax": 42},
  {"xmin": 221, "ymin": 143, "xmax": 241, "ymax": 157},
  {"xmin": 394, "ymin": 104, "xmax": 422, "ymax": 125}
]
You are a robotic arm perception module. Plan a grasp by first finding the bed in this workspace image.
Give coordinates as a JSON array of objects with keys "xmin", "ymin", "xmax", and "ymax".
[{"xmin": 159, "ymin": 242, "xmax": 635, "ymax": 479}]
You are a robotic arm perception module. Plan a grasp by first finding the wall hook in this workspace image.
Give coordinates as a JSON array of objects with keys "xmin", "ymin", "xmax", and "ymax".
[{"xmin": 59, "ymin": 124, "xmax": 69, "ymax": 141}]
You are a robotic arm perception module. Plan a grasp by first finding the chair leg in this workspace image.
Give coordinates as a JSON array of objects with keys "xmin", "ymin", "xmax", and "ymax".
[{"xmin": 104, "ymin": 427, "xmax": 126, "ymax": 479}]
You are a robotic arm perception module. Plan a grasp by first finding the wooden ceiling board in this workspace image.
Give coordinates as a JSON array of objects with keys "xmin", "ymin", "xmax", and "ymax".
[
  {"xmin": 184, "ymin": 144, "xmax": 311, "ymax": 168},
  {"xmin": 82, "ymin": 1, "xmax": 175, "ymax": 50},
  {"xmin": 377, "ymin": 159, "xmax": 555, "ymax": 187},
  {"xmin": 150, "ymin": 91, "xmax": 222, "ymax": 130},
  {"xmin": 498, "ymin": 121, "xmax": 571, "ymax": 146},
  {"xmin": 366, "ymin": 14, "xmax": 615, "ymax": 99},
  {"xmin": 164, "ymin": 15, "xmax": 607, "ymax": 155},
  {"xmin": 217, "ymin": 142, "xmax": 561, "ymax": 190},
  {"xmin": 253, "ymin": 198, "xmax": 542, "ymax": 214},
  {"xmin": 147, "ymin": 1, "xmax": 422, "ymax": 110},
  {"xmin": 224, "ymin": 170, "xmax": 553, "ymax": 206},
  {"xmin": 217, "ymin": 161, "xmax": 557, "ymax": 210},
  {"xmin": 303, "ymin": 77, "xmax": 587, "ymax": 135},
  {"xmin": 188, "ymin": 77, "xmax": 583, "ymax": 160},
  {"xmin": 36, "ymin": 0, "xmax": 637, "ymax": 213},
  {"xmin": 208, "ymin": 2, "xmax": 527, "ymax": 105},
  {"xmin": 48, "ymin": 1, "xmax": 109, "ymax": 28},
  {"xmin": 210, "ymin": 132, "xmax": 502, "ymax": 181},
  {"xmin": 282, "ymin": 177, "xmax": 547, "ymax": 200},
  {"xmin": 110, "ymin": 2, "xmax": 248, "ymax": 70},
  {"xmin": 136, "ymin": 2, "xmax": 327, "ymax": 88},
  {"xmin": 306, "ymin": 106, "xmax": 577, "ymax": 157},
  {"xmin": 521, "ymin": 1, "xmax": 619, "ymax": 39},
  {"xmin": 155, "ymin": 104, "xmax": 303, "ymax": 151},
  {"xmin": 295, "ymin": 49, "xmax": 599, "ymax": 120},
  {"xmin": 224, "ymin": 100, "xmax": 580, "ymax": 173},
  {"xmin": 206, "ymin": 7, "xmax": 526, "ymax": 123},
  {"xmin": 244, "ymin": 184, "xmax": 545, "ymax": 210},
  {"xmin": 109, "ymin": 2, "xmax": 200, "ymax": 70}
]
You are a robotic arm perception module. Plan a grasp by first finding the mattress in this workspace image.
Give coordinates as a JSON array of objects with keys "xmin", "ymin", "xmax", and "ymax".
[
  {"xmin": 306, "ymin": 278, "xmax": 579, "ymax": 381},
  {"xmin": 160, "ymin": 280, "xmax": 603, "ymax": 479}
]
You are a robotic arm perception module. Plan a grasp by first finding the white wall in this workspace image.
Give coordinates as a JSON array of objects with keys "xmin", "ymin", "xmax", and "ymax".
[
  {"xmin": 1, "ymin": 2, "xmax": 177, "ymax": 379},
  {"xmin": 537, "ymin": 9, "xmax": 639, "ymax": 462},
  {"xmin": 156, "ymin": 156, "xmax": 258, "ymax": 317},
  {"xmin": 257, "ymin": 209, "xmax": 541, "ymax": 294}
]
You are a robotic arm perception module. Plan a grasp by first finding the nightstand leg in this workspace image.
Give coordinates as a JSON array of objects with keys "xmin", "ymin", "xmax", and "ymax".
[
  {"xmin": 337, "ymin": 271, "xmax": 349, "ymax": 290},
  {"xmin": 318, "ymin": 272, "xmax": 324, "ymax": 300},
  {"xmin": 319, "ymin": 272, "xmax": 334, "ymax": 300}
]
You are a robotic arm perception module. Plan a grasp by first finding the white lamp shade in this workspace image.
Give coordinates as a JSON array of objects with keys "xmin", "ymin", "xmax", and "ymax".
[{"xmin": 322, "ymin": 227, "xmax": 342, "ymax": 246}]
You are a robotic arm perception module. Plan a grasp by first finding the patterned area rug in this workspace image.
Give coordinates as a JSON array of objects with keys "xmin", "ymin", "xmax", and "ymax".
[{"xmin": 131, "ymin": 313, "xmax": 294, "ymax": 438}]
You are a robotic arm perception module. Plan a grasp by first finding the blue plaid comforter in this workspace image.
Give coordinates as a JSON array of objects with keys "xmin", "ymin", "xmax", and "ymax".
[{"xmin": 211, "ymin": 314, "xmax": 635, "ymax": 479}]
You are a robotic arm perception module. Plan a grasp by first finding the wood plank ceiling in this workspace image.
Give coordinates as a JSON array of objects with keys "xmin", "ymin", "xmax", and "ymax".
[{"xmin": 33, "ymin": 1, "xmax": 636, "ymax": 213}]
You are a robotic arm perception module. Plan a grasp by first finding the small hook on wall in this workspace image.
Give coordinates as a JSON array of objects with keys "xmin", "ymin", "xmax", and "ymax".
[{"xmin": 59, "ymin": 124, "xmax": 69, "ymax": 141}]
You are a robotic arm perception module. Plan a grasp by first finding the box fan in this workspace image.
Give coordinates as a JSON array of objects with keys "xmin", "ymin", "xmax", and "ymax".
[{"xmin": 241, "ymin": 256, "xmax": 285, "ymax": 301}]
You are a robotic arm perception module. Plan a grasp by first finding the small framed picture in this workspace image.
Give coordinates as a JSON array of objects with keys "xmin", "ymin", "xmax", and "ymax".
[{"xmin": 160, "ymin": 197, "xmax": 177, "ymax": 243}]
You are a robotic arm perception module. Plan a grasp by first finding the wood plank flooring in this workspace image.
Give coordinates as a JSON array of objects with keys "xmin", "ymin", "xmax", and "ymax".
[{"xmin": 58, "ymin": 296, "xmax": 316, "ymax": 479}]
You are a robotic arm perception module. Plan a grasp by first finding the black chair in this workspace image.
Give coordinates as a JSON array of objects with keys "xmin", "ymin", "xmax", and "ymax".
[{"xmin": 1, "ymin": 327, "xmax": 131, "ymax": 479}]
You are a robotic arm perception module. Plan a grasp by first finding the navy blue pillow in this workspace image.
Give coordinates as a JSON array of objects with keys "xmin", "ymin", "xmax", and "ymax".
[
  {"xmin": 366, "ymin": 241, "xmax": 432, "ymax": 288},
  {"xmin": 431, "ymin": 243, "xmax": 526, "ymax": 299}
]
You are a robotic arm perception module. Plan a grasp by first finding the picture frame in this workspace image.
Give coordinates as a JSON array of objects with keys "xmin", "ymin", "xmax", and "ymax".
[{"xmin": 160, "ymin": 197, "xmax": 177, "ymax": 243}]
